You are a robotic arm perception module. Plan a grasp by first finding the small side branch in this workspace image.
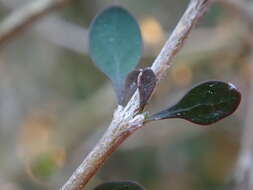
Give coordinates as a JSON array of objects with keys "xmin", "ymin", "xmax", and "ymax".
[
  {"xmin": 61, "ymin": 0, "xmax": 213, "ymax": 190},
  {"xmin": 0, "ymin": 0, "xmax": 78, "ymax": 46}
]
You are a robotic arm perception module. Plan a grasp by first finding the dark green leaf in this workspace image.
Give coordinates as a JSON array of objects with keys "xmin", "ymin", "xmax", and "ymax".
[
  {"xmin": 121, "ymin": 70, "xmax": 141, "ymax": 105},
  {"xmin": 94, "ymin": 181, "xmax": 145, "ymax": 190},
  {"xmin": 89, "ymin": 6, "xmax": 142, "ymax": 102},
  {"xmin": 148, "ymin": 81, "xmax": 241, "ymax": 125},
  {"xmin": 138, "ymin": 68, "xmax": 156, "ymax": 111}
]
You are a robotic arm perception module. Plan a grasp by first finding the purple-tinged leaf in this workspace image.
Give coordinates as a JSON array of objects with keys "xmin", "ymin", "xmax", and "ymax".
[
  {"xmin": 137, "ymin": 68, "xmax": 156, "ymax": 111},
  {"xmin": 148, "ymin": 81, "xmax": 241, "ymax": 125},
  {"xmin": 120, "ymin": 70, "xmax": 141, "ymax": 106}
]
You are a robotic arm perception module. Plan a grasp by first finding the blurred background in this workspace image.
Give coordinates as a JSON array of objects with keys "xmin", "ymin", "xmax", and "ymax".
[{"xmin": 0, "ymin": 0, "xmax": 252, "ymax": 190}]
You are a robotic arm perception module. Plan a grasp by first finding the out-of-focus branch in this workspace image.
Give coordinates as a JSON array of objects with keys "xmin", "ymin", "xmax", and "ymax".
[
  {"xmin": 0, "ymin": 0, "xmax": 89, "ymax": 54},
  {"xmin": 0, "ymin": 0, "xmax": 79, "ymax": 46},
  {"xmin": 233, "ymin": 38, "xmax": 253, "ymax": 190},
  {"xmin": 60, "ymin": 0, "xmax": 213, "ymax": 190},
  {"xmin": 219, "ymin": 0, "xmax": 253, "ymax": 27},
  {"xmin": 35, "ymin": 16, "xmax": 89, "ymax": 54},
  {"xmin": 216, "ymin": 1, "xmax": 253, "ymax": 190}
]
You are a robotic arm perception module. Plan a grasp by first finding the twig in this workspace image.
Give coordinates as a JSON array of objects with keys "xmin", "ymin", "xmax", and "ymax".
[
  {"xmin": 0, "ymin": 0, "xmax": 79, "ymax": 46},
  {"xmin": 60, "ymin": 0, "xmax": 213, "ymax": 190}
]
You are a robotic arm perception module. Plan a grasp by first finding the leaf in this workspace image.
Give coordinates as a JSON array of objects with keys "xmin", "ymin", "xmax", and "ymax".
[
  {"xmin": 121, "ymin": 70, "xmax": 141, "ymax": 105},
  {"xmin": 94, "ymin": 181, "xmax": 145, "ymax": 190},
  {"xmin": 148, "ymin": 81, "xmax": 241, "ymax": 125},
  {"xmin": 137, "ymin": 68, "xmax": 156, "ymax": 111},
  {"xmin": 120, "ymin": 68, "xmax": 156, "ymax": 107},
  {"xmin": 89, "ymin": 6, "xmax": 142, "ymax": 103}
]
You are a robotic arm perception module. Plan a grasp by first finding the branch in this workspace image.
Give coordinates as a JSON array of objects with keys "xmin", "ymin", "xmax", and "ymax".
[
  {"xmin": 233, "ymin": 49, "xmax": 253, "ymax": 190},
  {"xmin": 215, "ymin": 1, "xmax": 253, "ymax": 189},
  {"xmin": 35, "ymin": 16, "xmax": 89, "ymax": 54},
  {"xmin": 229, "ymin": 5, "xmax": 253, "ymax": 189},
  {"xmin": 60, "ymin": 0, "xmax": 213, "ymax": 190},
  {"xmin": 219, "ymin": 0, "xmax": 253, "ymax": 27},
  {"xmin": 0, "ymin": 0, "xmax": 79, "ymax": 46}
]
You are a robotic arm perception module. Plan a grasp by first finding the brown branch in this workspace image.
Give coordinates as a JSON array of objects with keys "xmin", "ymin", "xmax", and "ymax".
[
  {"xmin": 60, "ymin": 0, "xmax": 214, "ymax": 190},
  {"xmin": 0, "ymin": 0, "xmax": 79, "ymax": 46}
]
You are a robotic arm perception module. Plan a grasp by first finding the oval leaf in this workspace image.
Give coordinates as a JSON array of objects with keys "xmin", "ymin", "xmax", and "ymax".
[
  {"xmin": 138, "ymin": 68, "xmax": 156, "ymax": 111},
  {"xmin": 94, "ymin": 181, "xmax": 145, "ymax": 190},
  {"xmin": 89, "ymin": 6, "xmax": 142, "ymax": 102},
  {"xmin": 121, "ymin": 69, "xmax": 141, "ymax": 106},
  {"xmin": 148, "ymin": 81, "xmax": 241, "ymax": 125}
]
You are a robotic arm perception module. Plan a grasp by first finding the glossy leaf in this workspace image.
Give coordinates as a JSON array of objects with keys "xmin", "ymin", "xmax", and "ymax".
[
  {"xmin": 138, "ymin": 68, "xmax": 156, "ymax": 111},
  {"xmin": 89, "ymin": 6, "xmax": 142, "ymax": 102},
  {"xmin": 148, "ymin": 81, "xmax": 241, "ymax": 125},
  {"xmin": 121, "ymin": 70, "xmax": 141, "ymax": 105},
  {"xmin": 94, "ymin": 181, "xmax": 145, "ymax": 190}
]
